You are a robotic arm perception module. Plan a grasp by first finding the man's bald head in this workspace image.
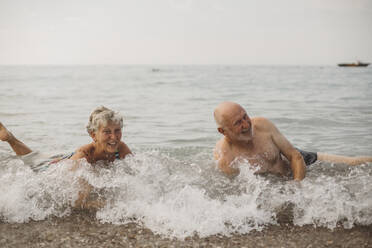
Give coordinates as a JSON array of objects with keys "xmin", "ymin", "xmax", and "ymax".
[
  {"xmin": 214, "ymin": 101, "xmax": 245, "ymax": 128},
  {"xmin": 214, "ymin": 102, "xmax": 253, "ymax": 142}
]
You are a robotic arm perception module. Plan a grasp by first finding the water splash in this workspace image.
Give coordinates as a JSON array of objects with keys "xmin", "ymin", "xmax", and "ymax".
[{"xmin": 0, "ymin": 150, "xmax": 371, "ymax": 238}]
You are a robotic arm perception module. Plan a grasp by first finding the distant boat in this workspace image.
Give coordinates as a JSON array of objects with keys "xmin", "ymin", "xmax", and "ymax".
[{"xmin": 338, "ymin": 61, "xmax": 370, "ymax": 67}]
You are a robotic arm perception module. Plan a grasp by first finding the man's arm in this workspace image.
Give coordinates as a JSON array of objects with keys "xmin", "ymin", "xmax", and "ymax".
[
  {"xmin": 217, "ymin": 157, "xmax": 240, "ymax": 176},
  {"xmin": 265, "ymin": 119, "xmax": 306, "ymax": 180},
  {"xmin": 214, "ymin": 141, "xmax": 239, "ymax": 176}
]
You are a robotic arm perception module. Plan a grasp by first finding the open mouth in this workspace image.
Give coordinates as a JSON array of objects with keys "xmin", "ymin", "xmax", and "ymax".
[
  {"xmin": 107, "ymin": 141, "xmax": 117, "ymax": 148},
  {"xmin": 241, "ymin": 128, "xmax": 250, "ymax": 134}
]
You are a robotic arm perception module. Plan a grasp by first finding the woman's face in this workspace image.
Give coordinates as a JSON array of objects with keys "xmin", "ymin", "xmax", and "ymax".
[{"xmin": 92, "ymin": 121, "xmax": 122, "ymax": 153}]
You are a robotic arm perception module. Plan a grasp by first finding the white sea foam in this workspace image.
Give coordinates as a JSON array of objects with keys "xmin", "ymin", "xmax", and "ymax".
[
  {"xmin": 1, "ymin": 150, "xmax": 371, "ymax": 238},
  {"xmin": 95, "ymin": 153, "xmax": 274, "ymax": 238},
  {"xmin": 0, "ymin": 157, "xmax": 76, "ymax": 222}
]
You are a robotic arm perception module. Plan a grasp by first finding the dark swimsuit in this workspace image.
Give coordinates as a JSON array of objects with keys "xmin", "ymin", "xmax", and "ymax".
[{"xmin": 296, "ymin": 148, "xmax": 317, "ymax": 166}]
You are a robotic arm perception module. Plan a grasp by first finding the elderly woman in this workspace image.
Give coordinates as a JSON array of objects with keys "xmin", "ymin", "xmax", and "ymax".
[
  {"xmin": 0, "ymin": 106, "xmax": 131, "ymax": 209},
  {"xmin": 69, "ymin": 106, "xmax": 131, "ymax": 163},
  {"xmin": 0, "ymin": 106, "xmax": 131, "ymax": 163}
]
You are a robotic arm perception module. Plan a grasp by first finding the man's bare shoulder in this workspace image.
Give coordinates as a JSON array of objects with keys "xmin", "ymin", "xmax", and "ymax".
[
  {"xmin": 215, "ymin": 137, "xmax": 231, "ymax": 150},
  {"xmin": 251, "ymin": 117, "xmax": 276, "ymax": 132}
]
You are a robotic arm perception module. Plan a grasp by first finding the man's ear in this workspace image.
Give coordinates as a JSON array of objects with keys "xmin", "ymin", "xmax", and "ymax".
[{"xmin": 217, "ymin": 127, "xmax": 225, "ymax": 135}]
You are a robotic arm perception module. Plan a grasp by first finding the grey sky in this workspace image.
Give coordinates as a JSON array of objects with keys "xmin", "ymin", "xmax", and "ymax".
[{"xmin": 1, "ymin": 0, "xmax": 371, "ymax": 65}]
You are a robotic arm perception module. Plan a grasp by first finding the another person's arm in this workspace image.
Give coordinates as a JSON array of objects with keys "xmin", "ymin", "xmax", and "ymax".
[{"xmin": 267, "ymin": 119, "xmax": 306, "ymax": 181}]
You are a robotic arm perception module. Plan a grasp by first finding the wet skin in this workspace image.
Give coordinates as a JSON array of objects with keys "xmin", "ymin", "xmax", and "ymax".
[
  {"xmin": 70, "ymin": 121, "xmax": 131, "ymax": 164},
  {"xmin": 69, "ymin": 121, "xmax": 132, "ymax": 209},
  {"xmin": 214, "ymin": 102, "xmax": 306, "ymax": 180}
]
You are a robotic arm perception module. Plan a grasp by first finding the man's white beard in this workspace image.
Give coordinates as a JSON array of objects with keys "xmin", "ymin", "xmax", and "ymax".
[{"xmin": 237, "ymin": 128, "xmax": 253, "ymax": 142}]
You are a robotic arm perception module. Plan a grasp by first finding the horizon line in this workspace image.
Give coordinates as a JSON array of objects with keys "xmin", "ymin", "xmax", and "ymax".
[{"xmin": 0, "ymin": 63, "xmax": 349, "ymax": 67}]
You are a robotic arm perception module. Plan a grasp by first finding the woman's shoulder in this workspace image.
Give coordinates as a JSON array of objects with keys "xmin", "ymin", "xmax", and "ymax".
[
  {"xmin": 118, "ymin": 141, "xmax": 132, "ymax": 159},
  {"xmin": 70, "ymin": 143, "xmax": 94, "ymax": 160},
  {"xmin": 78, "ymin": 143, "xmax": 95, "ymax": 153}
]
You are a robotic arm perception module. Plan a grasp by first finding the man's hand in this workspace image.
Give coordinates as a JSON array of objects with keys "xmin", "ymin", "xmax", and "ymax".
[{"xmin": 289, "ymin": 150, "xmax": 306, "ymax": 181}]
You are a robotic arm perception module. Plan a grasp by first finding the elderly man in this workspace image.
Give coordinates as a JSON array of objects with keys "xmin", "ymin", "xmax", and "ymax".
[{"xmin": 213, "ymin": 102, "xmax": 372, "ymax": 181}]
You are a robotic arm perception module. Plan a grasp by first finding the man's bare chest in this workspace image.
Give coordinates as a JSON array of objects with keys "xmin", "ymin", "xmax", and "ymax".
[{"xmin": 232, "ymin": 135, "xmax": 281, "ymax": 166}]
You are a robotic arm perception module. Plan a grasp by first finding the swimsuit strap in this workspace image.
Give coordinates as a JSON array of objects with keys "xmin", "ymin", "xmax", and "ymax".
[
  {"xmin": 64, "ymin": 151, "xmax": 120, "ymax": 160},
  {"xmin": 65, "ymin": 152, "xmax": 75, "ymax": 159}
]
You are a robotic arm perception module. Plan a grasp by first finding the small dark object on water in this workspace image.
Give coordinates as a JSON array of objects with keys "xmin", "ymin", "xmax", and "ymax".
[{"xmin": 338, "ymin": 61, "xmax": 370, "ymax": 67}]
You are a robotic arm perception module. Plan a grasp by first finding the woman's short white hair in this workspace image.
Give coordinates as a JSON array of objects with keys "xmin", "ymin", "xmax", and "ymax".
[{"xmin": 86, "ymin": 106, "xmax": 123, "ymax": 134}]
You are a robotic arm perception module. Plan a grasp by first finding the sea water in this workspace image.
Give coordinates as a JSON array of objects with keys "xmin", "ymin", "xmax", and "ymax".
[{"xmin": 0, "ymin": 65, "xmax": 371, "ymax": 238}]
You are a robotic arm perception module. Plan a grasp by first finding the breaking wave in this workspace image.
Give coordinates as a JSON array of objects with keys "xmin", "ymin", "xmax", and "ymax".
[{"xmin": 0, "ymin": 150, "xmax": 371, "ymax": 238}]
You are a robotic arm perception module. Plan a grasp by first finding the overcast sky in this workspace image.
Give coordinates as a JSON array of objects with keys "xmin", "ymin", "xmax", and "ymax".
[{"xmin": 0, "ymin": 0, "xmax": 371, "ymax": 65}]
